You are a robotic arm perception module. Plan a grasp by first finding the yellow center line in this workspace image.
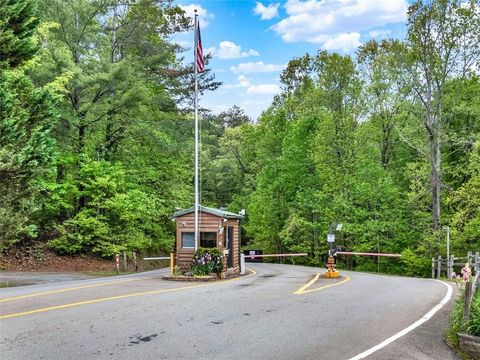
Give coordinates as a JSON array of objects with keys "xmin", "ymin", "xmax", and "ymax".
[
  {"xmin": 0, "ymin": 277, "xmax": 155, "ymax": 303},
  {"xmin": 0, "ymin": 269, "xmax": 257, "ymax": 320},
  {"xmin": 294, "ymin": 274, "xmax": 351, "ymax": 295},
  {"xmin": 294, "ymin": 273, "xmax": 321, "ymax": 295}
]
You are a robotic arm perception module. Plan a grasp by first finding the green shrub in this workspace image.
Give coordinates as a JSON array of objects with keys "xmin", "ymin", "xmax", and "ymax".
[
  {"xmin": 400, "ymin": 248, "xmax": 431, "ymax": 277},
  {"xmin": 191, "ymin": 247, "xmax": 224, "ymax": 276},
  {"xmin": 172, "ymin": 265, "xmax": 182, "ymax": 276},
  {"xmin": 47, "ymin": 160, "xmax": 173, "ymax": 258}
]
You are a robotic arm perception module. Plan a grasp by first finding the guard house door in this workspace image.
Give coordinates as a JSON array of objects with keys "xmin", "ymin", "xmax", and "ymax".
[{"xmin": 227, "ymin": 226, "xmax": 234, "ymax": 268}]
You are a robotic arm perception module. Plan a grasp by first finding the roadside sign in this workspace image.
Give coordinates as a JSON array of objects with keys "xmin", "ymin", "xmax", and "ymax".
[{"xmin": 327, "ymin": 234, "xmax": 335, "ymax": 243}]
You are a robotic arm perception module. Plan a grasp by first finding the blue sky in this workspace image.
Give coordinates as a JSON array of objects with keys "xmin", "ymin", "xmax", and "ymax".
[{"xmin": 174, "ymin": 0, "xmax": 410, "ymax": 120}]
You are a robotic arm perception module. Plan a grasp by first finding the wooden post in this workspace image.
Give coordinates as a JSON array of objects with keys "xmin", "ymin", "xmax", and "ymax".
[
  {"xmin": 123, "ymin": 251, "xmax": 127, "ymax": 273},
  {"xmin": 468, "ymin": 251, "xmax": 472, "ymax": 266},
  {"xmin": 449, "ymin": 255, "xmax": 454, "ymax": 279},
  {"xmin": 432, "ymin": 257, "xmax": 435, "ymax": 279},
  {"xmin": 463, "ymin": 281, "xmax": 473, "ymax": 324},
  {"xmin": 115, "ymin": 254, "xmax": 120, "ymax": 275},
  {"xmin": 170, "ymin": 252, "xmax": 174, "ymax": 274},
  {"xmin": 475, "ymin": 251, "xmax": 480, "ymax": 275},
  {"xmin": 132, "ymin": 251, "xmax": 137, "ymax": 272},
  {"xmin": 437, "ymin": 255, "xmax": 442, "ymax": 279}
]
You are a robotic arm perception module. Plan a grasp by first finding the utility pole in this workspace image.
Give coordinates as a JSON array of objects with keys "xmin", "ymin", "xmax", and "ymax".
[{"xmin": 446, "ymin": 226, "xmax": 450, "ymax": 278}]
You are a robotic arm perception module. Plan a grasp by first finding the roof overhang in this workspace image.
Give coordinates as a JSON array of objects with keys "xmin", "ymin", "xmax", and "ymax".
[{"xmin": 173, "ymin": 205, "xmax": 244, "ymax": 220}]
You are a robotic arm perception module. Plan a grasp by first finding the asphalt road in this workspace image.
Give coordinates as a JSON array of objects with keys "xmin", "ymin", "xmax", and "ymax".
[
  {"xmin": 0, "ymin": 264, "xmax": 459, "ymax": 360},
  {"xmin": 0, "ymin": 271, "xmax": 95, "ymax": 287}
]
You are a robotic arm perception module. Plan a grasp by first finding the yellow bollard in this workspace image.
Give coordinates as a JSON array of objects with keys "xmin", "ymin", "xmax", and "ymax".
[
  {"xmin": 324, "ymin": 255, "xmax": 340, "ymax": 278},
  {"xmin": 170, "ymin": 252, "xmax": 175, "ymax": 274}
]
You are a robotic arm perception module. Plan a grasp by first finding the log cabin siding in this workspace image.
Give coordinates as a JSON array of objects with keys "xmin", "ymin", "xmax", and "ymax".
[
  {"xmin": 176, "ymin": 212, "xmax": 221, "ymax": 229},
  {"xmin": 233, "ymin": 220, "xmax": 240, "ymax": 268},
  {"xmin": 175, "ymin": 209, "xmax": 241, "ymax": 276}
]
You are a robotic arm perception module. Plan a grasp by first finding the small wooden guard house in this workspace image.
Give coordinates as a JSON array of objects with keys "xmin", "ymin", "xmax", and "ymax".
[{"xmin": 173, "ymin": 206, "xmax": 244, "ymax": 277}]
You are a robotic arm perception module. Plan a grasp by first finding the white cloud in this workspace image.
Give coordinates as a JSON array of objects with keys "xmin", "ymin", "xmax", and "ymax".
[
  {"xmin": 230, "ymin": 61, "xmax": 286, "ymax": 74},
  {"xmin": 246, "ymin": 83, "xmax": 281, "ymax": 95},
  {"xmin": 208, "ymin": 41, "xmax": 260, "ymax": 59},
  {"xmin": 369, "ymin": 29, "xmax": 392, "ymax": 38},
  {"xmin": 223, "ymin": 75, "xmax": 252, "ymax": 89},
  {"xmin": 223, "ymin": 76, "xmax": 280, "ymax": 96},
  {"xmin": 241, "ymin": 99, "xmax": 268, "ymax": 107},
  {"xmin": 254, "ymin": 2, "xmax": 280, "ymax": 20},
  {"xmin": 237, "ymin": 75, "xmax": 251, "ymax": 87},
  {"xmin": 179, "ymin": 4, "xmax": 214, "ymax": 27},
  {"xmin": 272, "ymin": 0, "xmax": 408, "ymax": 51},
  {"xmin": 323, "ymin": 32, "xmax": 362, "ymax": 52},
  {"xmin": 204, "ymin": 46, "xmax": 216, "ymax": 56}
]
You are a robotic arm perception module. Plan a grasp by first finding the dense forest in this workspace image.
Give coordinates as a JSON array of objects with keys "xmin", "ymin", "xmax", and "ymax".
[{"xmin": 1, "ymin": 0, "xmax": 480, "ymax": 276}]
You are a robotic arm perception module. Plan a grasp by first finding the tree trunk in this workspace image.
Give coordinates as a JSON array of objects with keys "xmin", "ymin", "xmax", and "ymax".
[
  {"xmin": 427, "ymin": 114, "xmax": 441, "ymax": 231},
  {"xmin": 77, "ymin": 124, "xmax": 86, "ymax": 211},
  {"xmin": 105, "ymin": 119, "xmax": 113, "ymax": 161}
]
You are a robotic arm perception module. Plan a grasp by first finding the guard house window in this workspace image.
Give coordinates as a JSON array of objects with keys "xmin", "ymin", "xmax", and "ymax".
[
  {"xmin": 200, "ymin": 232, "xmax": 217, "ymax": 248},
  {"xmin": 182, "ymin": 232, "xmax": 195, "ymax": 248}
]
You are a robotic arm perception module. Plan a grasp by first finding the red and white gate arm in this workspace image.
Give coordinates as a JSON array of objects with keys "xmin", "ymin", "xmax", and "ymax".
[
  {"xmin": 243, "ymin": 253, "xmax": 308, "ymax": 259},
  {"xmin": 336, "ymin": 251, "xmax": 401, "ymax": 258}
]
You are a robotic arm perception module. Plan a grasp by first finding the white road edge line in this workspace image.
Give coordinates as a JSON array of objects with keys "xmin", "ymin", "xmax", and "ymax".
[{"xmin": 348, "ymin": 280, "xmax": 453, "ymax": 360}]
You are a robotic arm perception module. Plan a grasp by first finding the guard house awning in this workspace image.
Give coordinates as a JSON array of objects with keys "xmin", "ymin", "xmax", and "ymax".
[{"xmin": 173, "ymin": 205, "xmax": 244, "ymax": 220}]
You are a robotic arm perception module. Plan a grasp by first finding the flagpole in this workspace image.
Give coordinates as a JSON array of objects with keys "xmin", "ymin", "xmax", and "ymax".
[{"xmin": 194, "ymin": 11, "xmax": 199, "ymax": 252}]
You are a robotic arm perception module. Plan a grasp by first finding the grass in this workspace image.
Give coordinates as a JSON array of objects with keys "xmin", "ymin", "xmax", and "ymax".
[
  {"xmin": 447, "ymin": 287, "xmax": 480, "ymax": 360},
  {"xmin": 466, "ymin": 291, "xmax": 480, "ymax": 336},
  {"xmin": 448, "ymin": 289, "xmax": 466, "ymax": 346},
  {"xmin": 0, "ymin": 281, "xmax": 9, "ymax": 288}
]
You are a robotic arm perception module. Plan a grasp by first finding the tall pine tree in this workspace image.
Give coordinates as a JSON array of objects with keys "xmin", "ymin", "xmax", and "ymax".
[{"xmin": 0, "ymin": 0, "xmax": 58, "ymax": 251}]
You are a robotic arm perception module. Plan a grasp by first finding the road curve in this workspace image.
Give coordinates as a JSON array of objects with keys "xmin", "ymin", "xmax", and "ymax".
[{"xmin": 0, "ymin": 264, "xmax": 458, "ymax": 359}]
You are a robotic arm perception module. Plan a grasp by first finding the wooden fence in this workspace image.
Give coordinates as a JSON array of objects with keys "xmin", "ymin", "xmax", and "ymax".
[
  {"xmin": 431, "ymin": 251, "xmax": 480, "ymax": 279},
  {"xmin": 432, "ymin": 251, "xmax": 480, "ymax": 326}
]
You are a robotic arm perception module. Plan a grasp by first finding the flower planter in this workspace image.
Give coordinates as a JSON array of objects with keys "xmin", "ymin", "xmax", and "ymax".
[{"xmin": 458, "ymin": 333, "xmax": 480, "ymax": 359}]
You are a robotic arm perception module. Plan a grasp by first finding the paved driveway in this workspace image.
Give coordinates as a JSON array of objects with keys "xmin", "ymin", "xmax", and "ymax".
[{"xmin": 0, "ymin": 264, "xmax": 458, "ymax": 359}]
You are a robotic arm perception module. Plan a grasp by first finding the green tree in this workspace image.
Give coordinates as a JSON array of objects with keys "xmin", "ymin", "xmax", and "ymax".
[
  {"xmin": 0, "ymin": 0, "xmax": 39, "ymax": 69},
  {"xmin": 357, "ymin": 40, "xmax": 413, "ymax": 169},
  {"xmin": 406, "ymin": 0, "xmax": 480, "ymax": 230},
  {"xmin": 33, "ymin": 0, "xmax": 213, "ymax": 256},
  {"xmin": 0, "ymin": 0, "xmax": 58, "ymax": 251},
  {"xmin": 217, "ymin": 105, "xmax": 251, "ymax": 129},
  {"xmin": 450, "ymin": 142, "xmax": 480, "ymax": 253}
]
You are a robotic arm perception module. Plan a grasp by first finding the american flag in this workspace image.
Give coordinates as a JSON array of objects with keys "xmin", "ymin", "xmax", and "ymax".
[{"xmin": 195, "ymin": 20, "xmax": 205, "ymax": 73}]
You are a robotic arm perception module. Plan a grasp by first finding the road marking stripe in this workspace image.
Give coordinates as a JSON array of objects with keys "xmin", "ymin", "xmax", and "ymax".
[
  {"xmin": 294, "ymin": 273, "xmax": 320, "ymax": 295},
  {"xmin": 301, "ymin": 276, "xmax": 351, "ymax": 294},
  {"xmin": 0, "ymin": 269, "xmax": 256, "ymax": 319},
  {"xmin": 294, "ymin": 273, "xmax": 350, "ymax": 295},
  {"xmin": 348, "ymin": 280, "xmax": 453, "ymax": 360},
  {"xmin": 0, "ymin": 277, "xmax": 155, "ymax": 303}
]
